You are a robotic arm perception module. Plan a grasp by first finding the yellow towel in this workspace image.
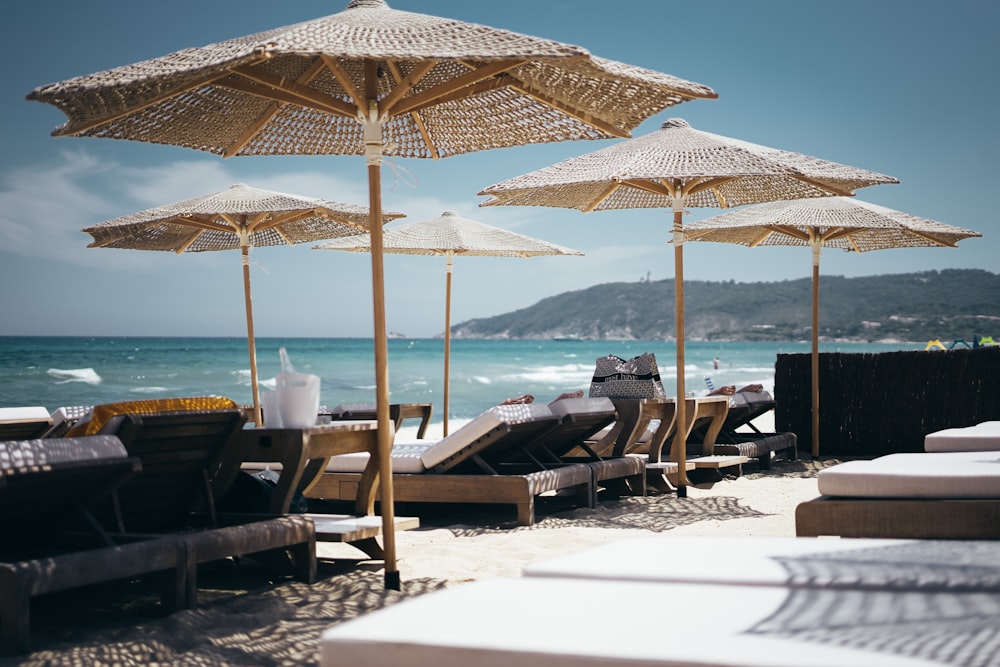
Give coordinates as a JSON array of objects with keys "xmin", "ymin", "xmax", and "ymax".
[{"xmin": 66, "ymin": 396, "xmax": 238, "ymax": 437}]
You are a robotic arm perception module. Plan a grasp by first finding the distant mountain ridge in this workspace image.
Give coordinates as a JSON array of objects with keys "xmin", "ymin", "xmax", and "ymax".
[{"xmin": 451, "ymin": 269, "xmax": 1000, "ymax": 343}]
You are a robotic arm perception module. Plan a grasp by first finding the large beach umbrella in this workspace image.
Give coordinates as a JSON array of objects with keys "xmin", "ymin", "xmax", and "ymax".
[
  {"xmin": 479, "ymin": 118, "xmax": 898, "ymax": 484},
  {"xmin": 82, "ymin": 183, "xmax": 404, "ymax": 426},
  {"xmin": 315, "ymin": 210, "xmax": 583, "ymax": 435},
  {"xmin": 683, "ymin": 196, "xmax": 981, "ymax": 457},
  {"xmin": 27, "ymin": 0, "xmax": 715, "ymax": 588}
]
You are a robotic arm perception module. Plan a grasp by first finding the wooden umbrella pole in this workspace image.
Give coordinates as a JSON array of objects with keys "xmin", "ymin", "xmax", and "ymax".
[
  {"xmin": 443, "ymin": 255, "xmax": 453, "ymax": 436},
  {"xmin": 671, "ymin": 202, "xmax": 690, "ymax": 491},
  {"xmin": 811, "ymin": 240, "xmax": 821, "ymax": 458},
  {"xmin": 240, "ymin": 235, "xmax": 262, "ymax": 426},
  {"xmin": 363, "ymin": 87, "xmax": 399, "ymax": 590}
]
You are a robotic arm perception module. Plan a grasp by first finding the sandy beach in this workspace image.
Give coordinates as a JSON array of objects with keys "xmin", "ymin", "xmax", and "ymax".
[{"xmin": 10, "ymin": 416, "xmax": 847, "ymax": 667}]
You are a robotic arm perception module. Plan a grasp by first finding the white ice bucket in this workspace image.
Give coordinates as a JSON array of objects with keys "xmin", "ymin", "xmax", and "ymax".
[{"xmin": 274, "ymin": 372, "xmax": 321, "ymax": 428}]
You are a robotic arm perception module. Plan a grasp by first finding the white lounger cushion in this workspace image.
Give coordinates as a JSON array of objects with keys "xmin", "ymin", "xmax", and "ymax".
[
  {"xmin": 525, "ymin": 535, "xmax": 912, "ymax": 588},
  {"xmin": 547, "ymin": 396, "xmax": 615, "ymax": 418},
  {"xmin": 924, "ymin": 421, "xmax": 1000, "ymax": 452},
  {"xmin": 321, "ymin": 577, "xmax": 952, "ymax": 667},
  {"xmin": 418, "ymin": 402, "xmax": 552, "ymax": 469},
  {"xmin": 0, "ymin": 406, "xmax": 52, "ymax": 422},
  {"xmin": 523, "ymin": 535, "xmax": 1000, "ymax": 592},
  {"xmin": 323, "ymin": 441, "xmax": 435, "ymax": 474},
  {"xmin": 324, "ymin": 403, "xmax": 554, "ymax": 474},
  {"xmin": 817, "ymin": 451, "xmax": 1000, "ymax": 498}
]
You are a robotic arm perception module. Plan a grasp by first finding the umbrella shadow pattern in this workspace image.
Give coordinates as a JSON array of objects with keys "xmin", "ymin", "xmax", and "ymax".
[
  {"xmin": 732, "ymin": 540, "xmax": 1000, "ymax": 667},
  {"xmin": 436, "ymin": 493, "xmax": 766, "ymax": 538}
]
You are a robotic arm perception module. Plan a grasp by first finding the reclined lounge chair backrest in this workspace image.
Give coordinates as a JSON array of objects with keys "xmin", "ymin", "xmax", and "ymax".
[
  {"xmin": 421, "ymin": 403, "xmax": 559, "ymax": 474},
  {"xmin": 0, "ymin": 435, "xmax": 139, "ymax": 542},
  {"xmin": 540, "ymin": 397, "xmax": 618, "ymax": 460},
  {"xmin": 65, "ymin": 396, "xmax": 240, "ymax": 437},
  {"xmin": 92, "ymin": 406, "xmax": 247, "ymax": 533}
]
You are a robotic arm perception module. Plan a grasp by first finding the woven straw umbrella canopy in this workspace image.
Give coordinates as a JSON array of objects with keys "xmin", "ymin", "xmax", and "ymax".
[
  {"xmin": 480, "ymin": 118, "xmax": 899, "ymax": 483},
  {"xmin": 684, "ymin": 196, "xmax": 981, "ymax": 456},
  {"xmin": 316, "ymin": 210, "xmax": 583, "ymax": 435},
  {"xmin": 27, "ymin": 0, "xmax": 715, "ymax": 589},
  {"xmin": 83, "ymin": 183, "xmax": 404, "ymax": 426}
]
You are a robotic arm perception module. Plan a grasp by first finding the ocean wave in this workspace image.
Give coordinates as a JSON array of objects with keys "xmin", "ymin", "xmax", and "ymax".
[
  {"xmin": 47, "ymin": 368, "xmax": 101, "ymax": 385},
  {"xmin": 505, "ymin": 363, "xmax": 593, "ymax": 384},
  {"xmin": 131, "ymin": 386, "xmax": 169, "ymax": 394}
]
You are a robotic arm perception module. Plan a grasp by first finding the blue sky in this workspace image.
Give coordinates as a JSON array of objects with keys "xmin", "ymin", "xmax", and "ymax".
[{"xmin": 3, "ymin": 0, "xmax": 997, "ymax": 338}]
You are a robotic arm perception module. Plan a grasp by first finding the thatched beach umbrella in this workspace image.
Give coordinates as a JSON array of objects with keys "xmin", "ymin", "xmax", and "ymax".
[
  {"xmin": 683, "ymin": 196, "xmax": 981, "ymax": 456},
  {"xmin": 315, "ymin": 210, "xmax": 583, "ymax": 435},
  {"xmin": 479, "ymin": 118, "xmax": 898, "ymax": 483},
  {"xmin": 82, "ymin": 183, "xmax": 404, "ymax": 426},
  {"xmin": 27, "ymin": 0, "xmax": 715, "ymax": 588}
]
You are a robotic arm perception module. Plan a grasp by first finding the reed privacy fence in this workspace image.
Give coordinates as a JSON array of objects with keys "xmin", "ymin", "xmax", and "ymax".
[{"xmin": 774, "ymin": 347, "xmax": 1000, "ymax": 457}]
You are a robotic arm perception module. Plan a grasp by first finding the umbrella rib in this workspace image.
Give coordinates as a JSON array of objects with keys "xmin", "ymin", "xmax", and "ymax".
[
  {"xmin": 224, "ymin": 59, "xmax": 330, "ymax": 158},
  {"xmin": 53, "ymin": 59, "xmax": 269, "ymax": 136},
  {"xmin": 319, "ymin": 54, "xmax": 368, "ymax": 110},
  {"xmin": 768, "ymin": 225, "xmax": 812, "ymax": 242},
  {"xmin": 619, "ymin": 178, "xmax": 672, "ymax": 198},
  {"xmin": 789, "ymin": 174, "xmax": 855, "ymax": 197},
  {"xmin": 583, "ymin": 181, "xmax": 623, "ymax": 212},
  {"xmin": 502, "ymin": 74, "xmax": 631, "ymax": 138},
  {"xmin": 385, "ymin": 61, "xmax": 440, "ymax": 159},
  {"xmin": 389, "ymin": 60, "xmax": 528, "ymax": 117},
  {"xmin": 901, "ymin": 228, "xmax": 959, "ymax": 248},
  {"xmin": 224, "ymin": 66, "xmax": 358, "ymax": 118},
  {"xmin": 381, "ymin": 60, "xmax": 439, "ymax": 116},
  {"xmin": 685, "ymin": 176, "xmax": 737, "ymax": 198}
]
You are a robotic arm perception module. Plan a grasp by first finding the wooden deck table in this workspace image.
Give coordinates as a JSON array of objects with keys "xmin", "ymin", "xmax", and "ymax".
[{"xmin": 225, "ymin": 421, "xmax": 417, "ymax": 560}]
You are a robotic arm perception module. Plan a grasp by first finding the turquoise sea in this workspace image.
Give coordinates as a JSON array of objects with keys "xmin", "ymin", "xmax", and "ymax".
[{"xmin": 0, "ymin": 337, "xmax": 920, "ymax": 424}]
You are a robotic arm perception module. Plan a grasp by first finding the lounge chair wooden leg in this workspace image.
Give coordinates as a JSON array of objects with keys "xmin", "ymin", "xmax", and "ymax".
[
  {"xmin": 516, "ymin": 500, "xmax": 535, "ymax": 526},
  {"xmin": 0, "ymin": 566, "xmax": 30, "ymax": 656}
]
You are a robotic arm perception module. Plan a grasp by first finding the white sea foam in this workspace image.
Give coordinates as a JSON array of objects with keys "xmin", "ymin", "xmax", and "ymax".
[
  {"xmin": 131, "ymin": 386, "xmax": 168, "ymax": 394},
  {"xmin": 472, "ymin": 376, "xmax": 493, "ymax": 385},
  {"xmin": 508, "ymin": 363, "xmax": 592, "ymax": 384},
  {"xmin": 47, "ymin": 368, "xmax": 101, "ymax": 385}
]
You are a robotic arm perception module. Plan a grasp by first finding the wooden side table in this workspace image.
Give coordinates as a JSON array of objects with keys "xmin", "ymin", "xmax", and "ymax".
[{"xmin": 230, "ymin": 421, "xmax": 380, "ymax": 515}]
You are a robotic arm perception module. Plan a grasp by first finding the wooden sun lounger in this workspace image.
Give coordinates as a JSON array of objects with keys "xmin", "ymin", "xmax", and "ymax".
[
  {"xmin": 0, "ymin": 435, "xmax": 187, "ymax": 655},
  {"xmin": 690, "ymin": 391, "xmax": 798, "ymax": 469},
  {"xmin": 307, "ymin": 414, "xmax": 596, "ymax": 526},
  {"xmin": 796, "ymin": 451, "xmax": 1000, "ymax": 538},
  {"xmin": 584, "ymin": 397, "xmax": 745, "ymax": 493},
  {"xmin": 490, "ymin": 397, "xmax": 647, "ymax": 503},
  {"xmin": 90, "ymin": 408, "xmax": 318, "ymax": 602}
]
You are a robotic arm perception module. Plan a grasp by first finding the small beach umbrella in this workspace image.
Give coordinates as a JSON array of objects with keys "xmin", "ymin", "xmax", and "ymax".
[
  {"xmin": 28, "ymin": 0, "xmax": 715, "ymax": 589},
  {"xmin": 683, "ymin": 196, "xmax": 981, "ymax": 456},
  {"xmin": 82, "ymin": 183, "xmax": 404, "ymax": 426},
  {"xmin": 479, "ymin": 118, "xmax": 898, "ymax": 483},
  {"xmin": 315, "ymin": 210, "xmax": 583, "ymax": 435}
]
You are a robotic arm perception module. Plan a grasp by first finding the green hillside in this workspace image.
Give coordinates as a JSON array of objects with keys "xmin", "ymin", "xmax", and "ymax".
[{"xmin": 451, "ymin": 269, "xmax": 1000, "ymax": 343}]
